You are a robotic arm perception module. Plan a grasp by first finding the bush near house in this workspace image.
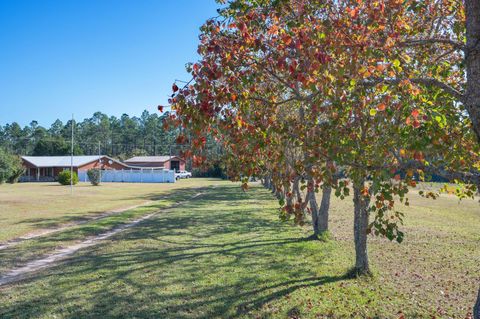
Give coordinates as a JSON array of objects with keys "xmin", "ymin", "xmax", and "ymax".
[
  {"xmin": 87, "ymin": 168, "xmax": 101, "ymax": 186},
  {"xmin": 7, "ymin": 167, "xmax": 25, "ymax": 184},
  {"xmin": 58, "ymin": 170, "xmax": 78, "ymax": 186},
  {"xmin": 0, "ymin": 147, "xmax": 24, "ymax": 184}
]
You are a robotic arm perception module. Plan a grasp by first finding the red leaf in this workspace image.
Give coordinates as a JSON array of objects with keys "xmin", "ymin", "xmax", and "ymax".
[
  {"xmin": 176, "ymin": 135, "xmax": 186, "ymax": 144},
  {"xmin": 172, "ymin": 83, "xmax": 179, "ymax": 92},
  {"xmin": 413, "ymin": 151, "xmax": 424, "ymax": 161},
  {"xmin": 193, "ymin": 63, "xmax": 200, "ymax": 73},
  {"xmin": 282, "ymin": 34, "xmax": 292, "ymax": 46},
  {"xmin": 158, "ymin": 105, "xmax": 164, "ymax": 112},
  {"xmin": 349, "ymin": 7, "xmax": 359, "ymax": 18}
]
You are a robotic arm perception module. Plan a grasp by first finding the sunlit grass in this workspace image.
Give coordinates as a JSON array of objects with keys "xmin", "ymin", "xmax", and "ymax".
[
  {"xmin": 0, "ymin": 178, "xmax": 222, "ymax": 242},
  {"xmin": 0, "ymin": 182, "xmax": 478, "ymax": 318}
]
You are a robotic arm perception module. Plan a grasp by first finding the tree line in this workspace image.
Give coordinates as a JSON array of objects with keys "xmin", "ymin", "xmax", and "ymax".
[
  {"xmin": 0, "ymin": 110, "xmax": 180, "ymax": 160},
  {"xmin": 0, "ymin": 110, "xmax": 226, "ymax": 177},
  {"xmin": 165, "ymin": 0, "xmax": 480, "ymax": 316}
]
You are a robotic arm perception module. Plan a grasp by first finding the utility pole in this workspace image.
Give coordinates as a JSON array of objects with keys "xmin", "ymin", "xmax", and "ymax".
[
  {"xmin": 70, "ymin": 114, "xmax": 74, "ymax": 195},
  {"xmin": 98, "ymin": 141, "xmax": 102, "ymax": 182},
  {"xmin": 169, "ymin": 145, "xmax": 174, "ymax": 173}
]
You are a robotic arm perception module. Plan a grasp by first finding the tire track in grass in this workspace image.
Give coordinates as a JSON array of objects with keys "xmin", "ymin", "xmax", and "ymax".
[
  {"xmin": 0, "ymin": 201, "xmax": 154, "ymax": 251},
  {"xmin": 0, "ymin": 192, "xmax": 203, "ymax": 287}
]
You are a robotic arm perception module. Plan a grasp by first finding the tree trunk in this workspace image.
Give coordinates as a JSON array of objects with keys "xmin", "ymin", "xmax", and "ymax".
[
  {"xmin": 353, "ymin": 183, "xmax": 371, "ymax": 275},
  {"xmin": 308, "ymin": 182, "xmax": 331, "ymax": 236},
  {"xmin": 308, "ymin": 188, "xmax": 320, "ymax": 235},
  {"xmin": 265, "ymin": 176, "xmax": 271, "ymax": 190},
  {"xmin": 465, "ymin": 4, "xmax": 480, "ymax": 316},
  {"xmin": 286, "ymin": 181, "xmax": 293, "ymax": 209},
  {"xmin": 465, "ymin": 0, "xmax": 480, "ymax": 143},
  {"xmin": 293, "ymin": 176, "xmax": 302, "ymax": 203},
  {"xmin": 275, "ymin": 189, "xmax": 282, "ymax": 199},
  {"xmin": 318, "ymin": 185, "xmax": 332, "ymax": 234},
  {"xmin": 474, "ymin": 286, "xmax": 480, "ymax": 319}
]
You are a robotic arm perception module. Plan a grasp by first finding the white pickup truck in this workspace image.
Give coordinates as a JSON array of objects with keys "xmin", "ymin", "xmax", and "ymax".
[{"xmin": 175, "ymin": 170, "xmax": 192, "ymax": 180}]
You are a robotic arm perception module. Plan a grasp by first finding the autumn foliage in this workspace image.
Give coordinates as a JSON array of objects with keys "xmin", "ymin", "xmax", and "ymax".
[{"xmin": 164, "ymin": 0, "xmax": 479, "ymax": 275}]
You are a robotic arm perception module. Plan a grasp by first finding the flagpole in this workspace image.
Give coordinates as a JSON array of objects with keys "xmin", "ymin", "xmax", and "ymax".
[
  {"xmin": 98, "ymin": 141, "xmax": 102, "ymax": 182},
  {"xmin": 71, "ymin": 114, "xmax": 74, "ymax": 195}
]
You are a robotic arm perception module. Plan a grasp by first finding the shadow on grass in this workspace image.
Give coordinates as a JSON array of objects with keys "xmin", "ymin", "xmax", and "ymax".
[
  {"xmin": 12, "ymin": 215, "xmax": 96, "ymax": 229},
  {"xmin": 0, "ymin": 184, "xmax": 349, "ymax": 319},
  {"xmin": 11, "ymin": 184, "xmax": 221, "ymax": 231}
]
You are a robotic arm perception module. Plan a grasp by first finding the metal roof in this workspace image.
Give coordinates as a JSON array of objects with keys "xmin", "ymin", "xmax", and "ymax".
[
  {"xmin": 124, "ymin": 156, "xmax": 182, "ymax": 163},
  {"xmin": 22, "ymin": 156, "xmax": 106, "ymax": 168}
]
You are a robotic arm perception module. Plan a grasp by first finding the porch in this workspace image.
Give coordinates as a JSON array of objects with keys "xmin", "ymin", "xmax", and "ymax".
[{"xmin": 20, "ymin": 167, "xmax": 71, "ymax": 182}]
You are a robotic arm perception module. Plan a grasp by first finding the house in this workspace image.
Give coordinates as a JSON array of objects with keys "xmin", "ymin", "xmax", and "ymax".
[
  {"xmin": 124, "ymin": 156, "xmax": 186, "ymax": 171},
  {"xmin": 21, "ymin": 155, "xmax": 130, "ymax": 182}
]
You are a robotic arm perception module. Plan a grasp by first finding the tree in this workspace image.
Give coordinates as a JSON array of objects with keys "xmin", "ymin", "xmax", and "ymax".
[
  {"xmin": 165, "ymin": 0, "xmax": 479, "ymax": 278},
  {"xmin": 48, "ymin": 119, "xmax": 64, "ymax": 136},
  {"xmin": 3, "ymin": 122, "xmax": 28, "ymax": 154},
  {"xmin": 0, "ymin": 147, "xmax": 24, "ymax": 184},
  {"xmin": 32, "ymin": 138, "xmax": 83, "ymax": 156},
  {"xmin": 0, "ymin": 110, "xmax": 185, "ymax": 159},
  {"xmin": 343, "ymin": 0, "xmax": 480, "ymax": 311}
]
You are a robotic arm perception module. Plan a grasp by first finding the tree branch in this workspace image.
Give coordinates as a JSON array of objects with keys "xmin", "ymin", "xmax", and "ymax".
[
  {"xmin": 248, "ymin": 95, "xmax": 298, "ymax": 107},
  {"xmin": 362, "ymin": 77, "xmax": 466, "ymax": 103},
  {"xmin": 400, "ymin": 38, "xmax": 465, "ymax": 51},
  {"xmin": 398, "ymin": 160, "xmax": 480, "ymax": 186}
]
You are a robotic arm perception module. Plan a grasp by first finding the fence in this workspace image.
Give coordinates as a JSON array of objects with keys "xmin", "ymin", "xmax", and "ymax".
[{"xmin": 78, "ymin": 169, "xmax": 176, "ymax": 183}]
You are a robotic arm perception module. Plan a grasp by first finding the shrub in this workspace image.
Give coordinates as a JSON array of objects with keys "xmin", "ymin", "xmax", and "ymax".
[
  {"xmin": 7, "ymin": 167, "xmax": 25, "ymax": 184},
  {"xmin": 87, "ymin": 168, "xmax": 101, "ymax": 186},
  {"xmin": 0, "ymin": 171, "xmax": 6, "ymax": 184},
  {"xmin": 58, "ymin": 170, "xmax": 78, "ymax": 186},
  {"xmin": 0, "ymin": 147, "xmax": 24, "ymax": 184}
]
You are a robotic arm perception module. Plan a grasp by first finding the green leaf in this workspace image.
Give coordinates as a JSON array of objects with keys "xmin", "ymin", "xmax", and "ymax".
[
  {"xmin": 396, "ymin": 231, "xmax": 404, "ymax": 243},
  {"xmin": 370, "ymin": 108, "xmax": 377, "ymax": 116}
]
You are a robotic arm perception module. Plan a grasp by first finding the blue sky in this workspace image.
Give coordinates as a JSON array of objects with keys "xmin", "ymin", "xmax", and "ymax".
[{"xmin": 0, "ymin": 0, "xmax": 221, "ymax": 127}]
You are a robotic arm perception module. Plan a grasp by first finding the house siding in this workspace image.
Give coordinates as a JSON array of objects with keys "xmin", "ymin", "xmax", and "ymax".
[
  {"xmin": 21, "ymin": 156, "xmax": 131, "ymax": 182},
  {"xmin": 78, "ymin": 159, "xmax": 129, "ymax": 171},
  {"xmin": 126, "ymin": 159, "xmax": 185, "ymax": 171}
]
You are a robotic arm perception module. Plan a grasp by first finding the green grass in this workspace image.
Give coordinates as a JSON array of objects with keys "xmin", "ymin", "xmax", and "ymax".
[
  {"xmin": 0, "ymin": 182, "xmax": 478, "ymax": 318},
  {"xmin": 0, "ymin": 178, "xmax": 220, "ymax": 242},
  {"xmin": 0, "ymin": 184, "xmax": 207, "ymax": 273}
]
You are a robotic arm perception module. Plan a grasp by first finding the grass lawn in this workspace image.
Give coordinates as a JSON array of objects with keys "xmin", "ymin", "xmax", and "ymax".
[
  {"xmin": 0, "ymin": 182, "xmax": 478, "ymax": 318},
  {"xmin": 0, "ymin": 178, "xmax": 221, "ymax": 242}
]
